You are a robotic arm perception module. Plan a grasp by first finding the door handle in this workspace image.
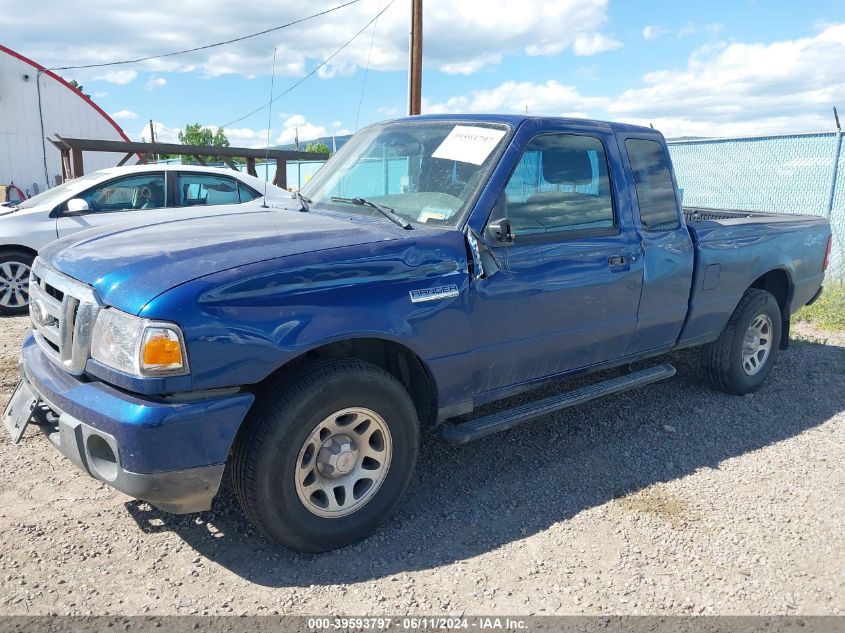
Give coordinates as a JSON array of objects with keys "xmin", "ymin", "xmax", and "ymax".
[{"xmin": 608, "ymin": 255, "xmax": 627, "ymax": 267}]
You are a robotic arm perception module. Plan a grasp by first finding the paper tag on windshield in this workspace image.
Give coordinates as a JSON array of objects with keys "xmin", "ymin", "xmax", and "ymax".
[{"xmin": 431, "ymin": 126, "xmax": 507, "ymax": 165}]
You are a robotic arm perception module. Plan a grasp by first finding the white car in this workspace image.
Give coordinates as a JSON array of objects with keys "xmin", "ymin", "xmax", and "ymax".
[{"xmin": 0, "ymin": 164, "xmax": 288, "ymax": 314}]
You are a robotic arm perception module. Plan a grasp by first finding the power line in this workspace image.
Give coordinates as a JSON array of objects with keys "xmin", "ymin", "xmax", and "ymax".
[
  {"xmin": 47, "ymin": 0, "xmax": 364, "ymax": 71},
  {"xmin": 354, "ymin": 0, "xmax": 382, "ymax": 131},
  {"xmin": 219, "ymin": 0, "xmax": 396, "ymax": 130}
]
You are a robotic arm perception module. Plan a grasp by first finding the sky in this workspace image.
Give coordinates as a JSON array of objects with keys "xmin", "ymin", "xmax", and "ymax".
[{"xmin": 1, "ymin": 0, "xmax": 844, "ymax": 146}]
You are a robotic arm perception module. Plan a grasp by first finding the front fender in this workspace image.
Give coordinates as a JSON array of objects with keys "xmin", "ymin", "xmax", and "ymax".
[{"xmin": 137, "ymin": 230, "xmax": 472, "ymax": 392}]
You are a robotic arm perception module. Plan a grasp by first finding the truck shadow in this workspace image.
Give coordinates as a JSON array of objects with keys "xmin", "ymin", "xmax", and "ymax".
[{"xmin": 126, "ymin": 334, "xmax": 845, "ymax": 587}]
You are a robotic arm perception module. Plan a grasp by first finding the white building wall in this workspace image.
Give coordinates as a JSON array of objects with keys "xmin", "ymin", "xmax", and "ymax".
[{"xmin": 0, "ymin": 45, "xmax": 130, "ymax": 197}]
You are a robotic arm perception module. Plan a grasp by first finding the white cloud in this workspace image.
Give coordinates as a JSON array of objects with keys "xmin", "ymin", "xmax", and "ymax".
[
  {"xmin": 223, "ymin": 127, "xmax": 270, "ymax": 148},
  {"xmin": 677, "ymin": 22, "xmax": 723, "ymax": 39},
  {"xmin": 5, "ymin": 0, "xmax": 618, "ymax": 80},
  {"xmin": 572, "ymin": 33, "xmax": 622, "ymax": 56},
  {"xmin": 111, "ymin": 109, "xmax": 138, "ymax": 120},
  {"xmin": 376, "ymin": 105, "xmax": 401, "ymax": 118},
  {"xmin": 136, "ymin": 121, "xmax": 272, "ymax": 148},
  {"xmin": 424, "ymin": 80, "xmax": 610, "ymax": 116},
  {"xmin": 137, "ymin": 121, "xmax": 180, "ymax": 144},
  {"xmin": 145, "ymin": 77, "xmax": 167, "ymax": 90},
  {"xmin": 138, "ymin": 116, "xmax": 344, "ymax": 150},
  {"xmin": 642, "ymin": 25, "xmax": 669, "ymax": 41},
  {"xmin": 425, "ymin": 23, "xmax": 845, "ymax": 137},
  {"xmin": 94, "ymin": 69, "xmax": 137, "ymax": 84},
  {"xmin": 608, "ymin": 23, "xmax": 845, "ymax": 131},
  {"xmin": 275, "ymin": 114, "xmax": 328, "ymax": 145},
  {"xmin": 677, "ymin": 22, "xmax": 698, "ymax": 38}
]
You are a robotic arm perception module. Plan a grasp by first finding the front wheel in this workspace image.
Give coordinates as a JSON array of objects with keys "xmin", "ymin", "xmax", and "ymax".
[
  {"xmin": 702, "ymin": 289, "xmax": 782, "ymax": 395},
  {"xmin": 231, "ymin": 359, "xmax": 419, "ymax": 552},
  {"xmin": 0, "ymin": 250, "xmax": 34, "ymax": 316}
]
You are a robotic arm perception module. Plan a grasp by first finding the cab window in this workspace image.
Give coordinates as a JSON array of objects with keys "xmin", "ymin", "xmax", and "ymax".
[
  {"xmin": 625, "ymin": 138, "xmax": 680, "ymax": 231},
  {"xmin": 504, "ymin": 134, "xmax": 615, "ymax": 236}
]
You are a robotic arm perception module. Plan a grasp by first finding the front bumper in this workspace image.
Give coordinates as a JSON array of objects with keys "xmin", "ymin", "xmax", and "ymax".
[{"xmin": 19, "ymin": 332, "xmax": 255, "ymax": 514}]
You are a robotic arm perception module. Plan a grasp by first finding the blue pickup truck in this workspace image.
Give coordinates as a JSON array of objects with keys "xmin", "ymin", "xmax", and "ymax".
[{"xmin": 3, "ymin": 115, "xmax": 832, "ymax": 552}]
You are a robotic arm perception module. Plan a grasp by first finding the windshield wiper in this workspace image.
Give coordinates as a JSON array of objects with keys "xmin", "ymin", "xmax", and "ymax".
[
  {"xmin": 291, "ymin": 190, "xmax": 311, "ymax": 212},
  {"xmin": 330, "ymin": 197, "xmax": 413, "ymax": 230}
]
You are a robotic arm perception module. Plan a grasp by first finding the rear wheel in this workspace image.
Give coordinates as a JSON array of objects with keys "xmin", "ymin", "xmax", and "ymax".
[
  {"xmin": 0, "ymin": 250, "xmax": 34, "ymax": 316},
  {"xmin": 702, "ymin": 289, "xmax": 782, "ymax": 394},
  {"xmin": 231, "ymin": 359, "xmax": 419, "ymax": 552}
]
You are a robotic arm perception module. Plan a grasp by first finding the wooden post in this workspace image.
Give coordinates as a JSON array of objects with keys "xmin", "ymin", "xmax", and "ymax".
[
  {"xmin": 273, "ymin": 159, "xmax": 287, "ymax": 189},
  {"xmin": 408, "ymin": 0, "xmax": 423, "ymax": 115},
  {"xmin": 60, "ymin": 149, "xmax": 72, "ymax": 182},
  {"xmin": 71, "ymin": 147, "xmax": 84, "ymax": 178},
  {"xmin": 246, "ymin": 157, "xmax": 257, "ymax": 177}
]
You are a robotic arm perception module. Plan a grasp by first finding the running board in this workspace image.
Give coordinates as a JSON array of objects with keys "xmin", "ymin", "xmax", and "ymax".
[{"xmin": 439, "ymin": 363, "xmax": 676, "ymax": 444}]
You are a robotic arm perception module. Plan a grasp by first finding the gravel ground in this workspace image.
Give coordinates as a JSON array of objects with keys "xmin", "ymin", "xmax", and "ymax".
[{"xmin": 0, "ymin": 314, "xmax": 843, "ymax": 616}]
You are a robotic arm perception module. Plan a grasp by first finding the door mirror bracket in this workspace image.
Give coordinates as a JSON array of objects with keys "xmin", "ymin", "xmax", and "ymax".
[{"xmin": 486, "ymin": 217, "xmax": 513, "ymax": 244}]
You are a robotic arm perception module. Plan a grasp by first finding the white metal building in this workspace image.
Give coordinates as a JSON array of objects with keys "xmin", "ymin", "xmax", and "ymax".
[{"xmin": 0, "ymin": 44, "xmax": 129, "ymax": 198}]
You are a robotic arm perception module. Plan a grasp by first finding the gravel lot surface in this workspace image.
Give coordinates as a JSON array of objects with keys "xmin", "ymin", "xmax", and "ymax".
[{"xmin": 0, "ymin": 314, "xmax": 843, "ymax": 616}]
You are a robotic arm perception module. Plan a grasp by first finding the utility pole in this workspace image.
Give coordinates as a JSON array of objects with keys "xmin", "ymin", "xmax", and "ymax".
[
  {"xmin": 148, "ymin": 119, "xmax": 158, "ymax": 162},
  {"xmin": 408, "ymin": 0, "xmax": 423, "ymax": 115}
]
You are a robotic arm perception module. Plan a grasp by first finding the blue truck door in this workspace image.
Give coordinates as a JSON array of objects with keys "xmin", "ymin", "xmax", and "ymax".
[
  {"xmin": 620, "ymin": 135, "xmax": 694, "ymax": 354},
  {"xmin": 467, "ymin": 124, "xmax": 644, "ymax": 396}
]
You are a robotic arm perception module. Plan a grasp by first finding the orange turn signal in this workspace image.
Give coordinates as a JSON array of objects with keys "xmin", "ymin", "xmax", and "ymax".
[{"xmin": 142, "ymin": 334, "xmax": 183, "ymax": 367}]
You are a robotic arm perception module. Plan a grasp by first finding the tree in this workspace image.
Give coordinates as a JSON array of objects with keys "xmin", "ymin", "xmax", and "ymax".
[
  {"xmin": 305, "ymin": 142, "xmax": 330, "ymax": 155},
  {"xmin": 68, "ymin": 79, "xmax": 89, "ymax": 98},
  {"xmin": 178, "ymin": 123, "xmax": 229, "ymax": 148},
  {"xmin": 176, "ymin": 123, "xmax": 231, "ymax": 163}
]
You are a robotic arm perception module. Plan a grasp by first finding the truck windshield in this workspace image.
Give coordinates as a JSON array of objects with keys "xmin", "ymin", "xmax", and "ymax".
[{"xmin": 301, "ymin": 121, "xmax": 510, "ymax": 227}]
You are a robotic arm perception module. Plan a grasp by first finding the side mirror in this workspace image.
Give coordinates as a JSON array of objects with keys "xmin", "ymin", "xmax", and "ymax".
[
  {"xmin": 65, "ymin": 198, "xmax": 89, "ymax": 215},
  {"xmin": 486, "ymin": 217, "xmax": 513, "ymax": 244}
]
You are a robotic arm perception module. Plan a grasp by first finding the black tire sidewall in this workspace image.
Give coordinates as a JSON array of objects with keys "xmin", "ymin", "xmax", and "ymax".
[
  {"xmin": 0, "ymin": 251, "xmax": 34, "ymax": 316},
  {"xmin": 726, "ymin": 293, "xmax": 782, "ymax": 393},
  {"xmin": 249, "ymin": 367, "xmax": 418, "ymax": 552}
]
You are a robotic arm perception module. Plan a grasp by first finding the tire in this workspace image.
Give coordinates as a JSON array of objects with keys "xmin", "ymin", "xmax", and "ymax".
[
  {"xmin": 231, "ymin": 359, "xmax": 419, "ymax": 552},
  {"xmin": 0, "ymin": 249, "xmax": 35, "ymax": 316},
  {"xmin": 702, "ymin": 289, "xmax": 782, "ymax": 395}
]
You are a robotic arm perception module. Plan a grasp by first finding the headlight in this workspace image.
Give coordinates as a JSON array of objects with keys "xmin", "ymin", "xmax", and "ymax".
[{"xmin": 90, "ymin": 308, "xmax": 189, "ymax": 377}]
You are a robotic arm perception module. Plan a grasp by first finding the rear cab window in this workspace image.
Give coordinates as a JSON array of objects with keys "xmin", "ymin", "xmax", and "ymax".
[{"xmin": 625, "ymin": 139, "xmax": 681, "ymax": 231}]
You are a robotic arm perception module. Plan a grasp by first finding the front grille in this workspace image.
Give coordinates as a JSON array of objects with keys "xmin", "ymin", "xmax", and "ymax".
[{"xmin": 29, "ymin": 259, "xmax": 100, "ymax": 375}]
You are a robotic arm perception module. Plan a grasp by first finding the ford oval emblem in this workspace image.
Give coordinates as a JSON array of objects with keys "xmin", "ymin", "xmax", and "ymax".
[{"xmin": 30, "ymin": 299, "xmax": 46, "ymax": 327}]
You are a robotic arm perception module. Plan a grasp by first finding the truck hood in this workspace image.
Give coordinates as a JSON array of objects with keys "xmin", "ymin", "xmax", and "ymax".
[{"xmin": 40, "ymin": 208, "xmax": 407, "ymax": 314}]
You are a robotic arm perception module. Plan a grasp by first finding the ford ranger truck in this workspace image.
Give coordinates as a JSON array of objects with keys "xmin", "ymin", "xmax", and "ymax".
[{"xmin": 4, "ymin": 115, "xmax": 832, "ymax": 552}]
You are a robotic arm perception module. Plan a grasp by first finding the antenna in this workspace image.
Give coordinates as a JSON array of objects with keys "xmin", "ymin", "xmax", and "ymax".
[
  {"xmin": 835, "ymin": 106, "xmax": 841, "ymax": 132},
  {"xmin": 262, "ymin": 47, "xmax": 278, "ymax": 208}
]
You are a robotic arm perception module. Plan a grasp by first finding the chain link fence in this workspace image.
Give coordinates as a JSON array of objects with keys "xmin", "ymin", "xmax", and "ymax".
[{"xmin": 667, "ymin": 131, "xmax": 844, "ymax": 279}]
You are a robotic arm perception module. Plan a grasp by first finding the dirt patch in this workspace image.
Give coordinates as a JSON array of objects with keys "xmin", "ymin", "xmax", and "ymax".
[{"xmin": 616, "ymin": 485, "xmax": 700, "ymax": 528}]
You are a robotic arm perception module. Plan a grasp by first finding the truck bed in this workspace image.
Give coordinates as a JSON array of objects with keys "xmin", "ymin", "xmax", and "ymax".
[{"xmin": 677, "ymin": 206, "xmax": 829, "ymax": 349}]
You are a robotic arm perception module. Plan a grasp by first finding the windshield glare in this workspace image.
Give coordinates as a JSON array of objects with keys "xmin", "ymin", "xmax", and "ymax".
[
  {"xmin": 16, "ymin": 171, "xmax": 107, "ymax": 210},
  {"xmin": 301, "ymin": 121, "xmax": 510, "ymax": 227}
]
